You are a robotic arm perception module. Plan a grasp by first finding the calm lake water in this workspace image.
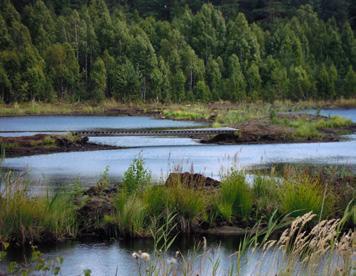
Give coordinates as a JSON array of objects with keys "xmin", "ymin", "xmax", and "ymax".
[
  {"xmin": 306, "ymin": 108, "xmax": 356, "ymax": 121},
  {"xmin": 0, "ymin": 109, "xmax": 355, "ymax": 275},
  {"xmin": 1, "ymin": 235, "xmax": 314, "ymax": 276}
]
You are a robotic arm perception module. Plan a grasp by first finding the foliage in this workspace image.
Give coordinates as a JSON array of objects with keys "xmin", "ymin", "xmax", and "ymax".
[
  {"xmin": 0, "ymin": 172, "xmax": 77, "ymax": 244},
  {"xmin": 143, "ymin": 183, "xmax": 207, "ymax": 232},
  {"xmin": 216, "ymin": 171, "xmax": 253, "ymax": 222},
  {"xmin": 278, "ymin": 176, "xmax": 334, "ymax": 218},
  {"xmin": 166, "ymin": 183, "xmax": 207, "ymax": 229},
  {"xmin": 252, "ymin": 176, "xmax": 280, "ymax": 217},
  {"xmin": 114, "ymin": 195, "xmax": 147, "ymax": 236},
  {"xmin": 122, "ymin": 158, "xmax": 151, "ymax": 195},
  {"xmin": 0, "ymin": 1, "xmax": 355, "ymax": 103},
  {"xmin": 0, "ymin": 245, "xmax": 64, "ymax": 275},
  {"xmin": 275, "ymin": 115, "xmax": 353, "ymax": 139}
]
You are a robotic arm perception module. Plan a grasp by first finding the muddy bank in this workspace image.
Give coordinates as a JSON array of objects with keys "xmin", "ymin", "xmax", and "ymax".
[
  {"xmin": 0, "ymin": 134, "xmax": 121, "ymax": 157},
  {"xmin": 201, "ymin": 114, "xmax": 356, "ymax": 145},
  {"xmin": 76, "ymin": 172, "xmax": 254, "ymax": 240}
]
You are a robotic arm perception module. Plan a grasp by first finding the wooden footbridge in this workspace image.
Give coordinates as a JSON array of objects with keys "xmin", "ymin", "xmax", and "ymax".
[
  {"xmin": 72, "ymin": 127, "xmax": 237, "ymax": 137},
  {"xmin": 0, "ymin": 127, "xmax": 238, "ymax": 137}
]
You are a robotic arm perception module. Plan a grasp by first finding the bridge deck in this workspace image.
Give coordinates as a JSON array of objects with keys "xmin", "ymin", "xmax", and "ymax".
[{"xmin": 73, "ymin": 127, "xmax": 237, "ymax": 137}]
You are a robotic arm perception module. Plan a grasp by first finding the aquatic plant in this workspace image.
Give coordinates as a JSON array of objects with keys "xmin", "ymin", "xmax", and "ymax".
[
  {"xmin": 0, "ymin": 172, "xmax": 77, "ymax": 244},
  {"xmin": 252, "ymin": 175, "xmax": 280, "ymax": 217},
  {"xmin": 216, "ymin": 171, "xmax": 253, "ymax": 222},
  {"xmin": 133, "ymin": 208, "xmax": 353, "ymax": 276},
  {"xmin": 143, "ymin": 183, "xmax": 207, "ymax": 233},
  {"xmin": 315, "ymin": 115, "xmax": 352, "ymax": 129},
  {"xmin": 166, "ymin": 183, "xmax": 207, "ymax": 232},
  {"xmin": 115, "ymin": 195, "xmax": 147, "ymax": 236},
  {"xmin": 0, "ymin": 244, "xmax": 64, "ymax": 275},
  {"xmin": 122, "ymin": 157, "xmax": 151, "ymax": 195},
  {"xmin": 278, "ymin": 176, "xmax": 334, "ymax": 218}
]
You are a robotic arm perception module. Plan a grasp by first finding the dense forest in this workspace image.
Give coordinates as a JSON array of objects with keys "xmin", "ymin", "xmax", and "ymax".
[{"xmin": 0, "ymin": 0, "xmax": 355, "ymax": 103}]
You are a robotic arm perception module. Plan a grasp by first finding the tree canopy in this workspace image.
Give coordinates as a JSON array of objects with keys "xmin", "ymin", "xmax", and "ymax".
[{"xmin": 0, "ymin": 0, "xmax": 355, "ymax": 103}]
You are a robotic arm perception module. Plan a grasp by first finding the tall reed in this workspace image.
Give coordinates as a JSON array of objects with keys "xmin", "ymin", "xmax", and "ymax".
[{"xmin": 0, "ymin": 172, "xmax": 77, "ymax": 244}]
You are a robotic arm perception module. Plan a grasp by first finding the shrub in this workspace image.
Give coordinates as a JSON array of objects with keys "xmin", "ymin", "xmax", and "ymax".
[
  {"xmin": 217, "ymin": 171, "xmax": 253, "ymax": 222},
  {"xmin": 122, "ymin": 158, "xmax": 151, "ymax": 195},
  {"xmin": 278, "ymin": 177, "xmax": 334, "ymax": 218}
]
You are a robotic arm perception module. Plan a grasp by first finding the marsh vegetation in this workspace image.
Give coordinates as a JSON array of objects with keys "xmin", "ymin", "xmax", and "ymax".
[{"xmin": 0, "ymin": 159, "xmax": 354, "ymax": 275}]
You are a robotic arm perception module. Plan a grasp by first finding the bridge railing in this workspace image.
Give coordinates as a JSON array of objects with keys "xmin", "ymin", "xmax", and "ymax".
[{"xmin": 73, "ymin": 127, "xmax": 237, "ymax": 137}]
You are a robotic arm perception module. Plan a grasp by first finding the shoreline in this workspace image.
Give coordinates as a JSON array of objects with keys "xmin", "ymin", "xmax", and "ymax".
[
  {"xmin": 1, "ymin": 99, "xmax": 355, "ymax": 118},
  {"xmin": 0, "ymin": 168, "xmax": 354, "ymax": 248},
  {"xmin": 1, "ymin": 117, "xmax": 355, "ymax": 157},
  {"xmin": 0, "ymin": 134, "xmax": 122, "ymax": 158}
]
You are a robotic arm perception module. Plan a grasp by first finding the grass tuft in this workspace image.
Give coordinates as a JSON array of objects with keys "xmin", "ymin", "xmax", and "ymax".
[
  {"xmin": 216, "ymin": 171, "xmax": 253, "ymax": 222},
  {"xmin": 0, "ymin": 172, "xmax": 77, "ymax": 244},
  {"xmin": 278, "ymin": 176, "xmax": 334, "ymax": 218}
]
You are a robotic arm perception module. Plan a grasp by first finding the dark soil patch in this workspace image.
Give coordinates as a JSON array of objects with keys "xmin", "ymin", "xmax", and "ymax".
[
  {"xmin": 0, "ymin": 134, "xmax": 121, "ymax": 157},
  {"xmin": 201, "ymin": 115, "xmax": 355, "ymax": 145}
]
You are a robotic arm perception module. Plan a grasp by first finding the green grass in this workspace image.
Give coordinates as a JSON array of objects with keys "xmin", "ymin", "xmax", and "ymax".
[
  {"xmin": 295, "ymin": 122, "xmax": 322, "ymax": 139},
  {"xmin": 111, "ymin": 158, "xmax": 152, "ymax": 236},
  {"xmin": 273, "ymin": 115, "xmax": 353, "ymax": 140},
  {"xmin": 315, "ymin": 115, "xmax": 352, "ymax": 128},
  {"xmin": 0, "ymin": 158, "xmax": 351, "ymax": 245},
  {"xmin": 166, "ymin": 183, "xmax": 207, "ymax": 226},
  {"xmin": 0, "ymin": 173, "xmax": 77, "ymax": 244},
  {"xmin": 143, "ymin": 186, "xmax": 168, "ymax": 216},
  {"xmin": 214, "ymin": 107, "xmax": 269, "ymax": 127},
  {"xmin": 162, "ymin": 108, "xmax": 209, "ymax": 121},
  {"xmin": 252, "ymin": 176, "xmax": 280, "ymax": 217},
  {"xmin": 216, "ymin": 171, "xmax": 253, "ymax": 222},
  {"xmin": 0, "ymin": 100, "xmax": 125, "ymax": 116},
  {"xmin": 114, "ymin": 194, "xmax": 147, "ymax": 236},
  {"xmin": 278, "ymin": 176, "xmax": 334, "ymax": 218}
]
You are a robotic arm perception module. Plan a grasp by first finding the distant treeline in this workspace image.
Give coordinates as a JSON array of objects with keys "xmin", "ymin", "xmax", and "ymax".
[{"xmin": 0, "ymin": 0, "xmax": 355, "ymax": 103}]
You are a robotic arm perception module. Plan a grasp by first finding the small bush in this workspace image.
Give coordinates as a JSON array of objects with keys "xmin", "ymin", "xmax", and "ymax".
[
  {"xmin": 217, "ymin": 171, "xmax": 253, "ymax": 222},
  {"xmin": 278, "ymin": 177, "xmax": 334, "ymax": 218},
  {"xmin": 122, "ymin": 158, "xmax": 151, "ymax": 195}
]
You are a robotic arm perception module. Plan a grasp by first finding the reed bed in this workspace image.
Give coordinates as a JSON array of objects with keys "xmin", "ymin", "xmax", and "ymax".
[
  {"xmin": 131, "ymin": 209, "xmax": 354, "ymax": 276},
  {"xmin": 0, "ymin": 160, "xmax": 354, "ymax": 275},
  {"xmin": 0, "ymin": 172, "xmax": 77, "ymax": 245}
]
